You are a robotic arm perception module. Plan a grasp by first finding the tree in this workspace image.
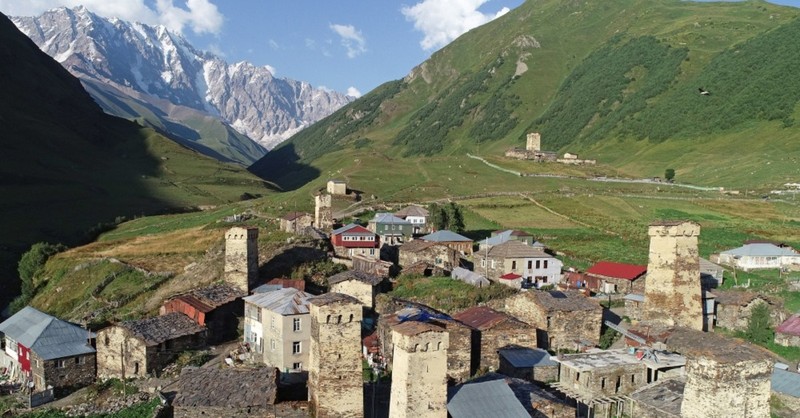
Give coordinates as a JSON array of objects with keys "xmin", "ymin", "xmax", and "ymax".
[
  {"xmin": 664, "ymin": 168, "xmax": 675, "ymax": 182},
  {"xmin": 12, "ymin": 242, "xmax": 66, "ymax": 312},
  {"xmin": 745, "ymin": 302, "xmax": 773, "ymax": 345},
  {"xmin": 428, "ymin": 203, "xmax": 448, "ymax": 231},
  {"xmin": 445, "ymin": 202, "xmax": 466, "ymax": 233}
]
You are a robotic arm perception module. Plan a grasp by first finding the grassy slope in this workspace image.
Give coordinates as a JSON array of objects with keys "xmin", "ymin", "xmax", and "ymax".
[
  {"xmin": 0, "ymin": 13, "xmax": 275, "ymax": 303},
  {"xmin": 251, "ymin": 0, "xmax": 799, "ymax": 194}
]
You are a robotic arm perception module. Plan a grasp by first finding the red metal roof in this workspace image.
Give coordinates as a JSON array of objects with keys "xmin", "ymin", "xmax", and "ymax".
[
  {"xmin": 586, "ymin": 261, "xmax": 646, "ymax": 281},
  {"xmin": 453, "ymin": 306, "xmax": 513, "ymax": 330},
  {"xmin": 777, "ymin": 314, "xmax": 800, "ymax": 336},
  {"xmin": 334, "ymin": 224, "xmax": 373, "ymax": 236},
  {"xmin": 266, "ymin": 278, "xmax": 306, "ymax": 291},
  {"xmin": 499, "ymin": 273, "xmax": 522, "ymax": 280}
]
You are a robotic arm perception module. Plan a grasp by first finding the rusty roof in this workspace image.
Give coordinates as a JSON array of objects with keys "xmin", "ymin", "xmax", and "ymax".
[
  {"xmin": 119, "ymin": 313, "xmax": 205, "ymax": 346},
  {"xmin": 173, "ymin": 366, "xmax": 277, "ymax": 408},
  {"xmin": 172, "ymin": 284, "xmax": 245, "ymax": 312},
  {"xmin": 282, "ymin": 211, "xmax": 312, "ymax": 221},
  {"xmin": 309, "ymin": 292, "xmax": 362, "ymax": 307},
  {"xmin": 327, "ymin": 270, "xmax": 383, "ymax": 286},
  {"xmin": 525, "ymin": 290, "xmax": 602, "ymax": 312},
  {"xmin": 777, "ymin": 314, "xmax": 800, "ymax": 337},
  {"xmin": 265, "ymin": 278, "xmax": 306, "ymax": 291},
  {"xmin": 392, "ymin": 320, "xmax": 446, "ymax": 336},
  {"xmin": 453, "ymin": 306, "xmax": 525, "ymax": 330}
]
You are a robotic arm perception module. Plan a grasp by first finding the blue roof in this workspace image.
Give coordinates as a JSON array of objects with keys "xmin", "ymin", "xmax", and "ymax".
[
  {"xmin": 422, "ymin": 230, "xmax": 472, "ymax": 242},
  {"xmin": 370, "ymin": 212, "xmax": 411, "ymax": 225},
  {"xmin": 448, "ymin": 379, "xmax": 529, "ymax": 418},
  {"xmin": 498, "ymin": 347, "xmax": 558, "ymax": 368},
  {"xmin": 721, "ymin": 243, "xmax": 798, "ymax": 257},
  {"xmin": 772, "ymin": 369, "xmax": 800, "ymax": 398},
  {"xmin": 0, "ymin": 306, "xmax": 95, "ymax": 360}
]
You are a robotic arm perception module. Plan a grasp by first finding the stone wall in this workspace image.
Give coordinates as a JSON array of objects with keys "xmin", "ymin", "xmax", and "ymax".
[
  {"xmin": 680, "ymin": 357, "xmax": 772, "ymax": 418},
  {"xmin": 389, "ymin": 326, "xmax": 448, "ymax": 418},
  {"xmin": 97, "ymin": 326, "xmax": 205, "ymax": 379},
  {"xmin": 206, "ymin": 300, "xmax": 243, "ymax": 345},
  {"xmin": 503, "ymin": 294, "xmax": 602, "ymax": 351},
  {"xmin": 479, "ymin": 323, "xmax": 536, "ymax": 371},
  {"xmin": 281, "ymin": 215, "xmax": 314, "ymax": 234},
  {"xmin": 175, "ymin": 404, "xmax": 310, "ymax": 418},
  {"xmin": 34, "ymin": 352, "xmax": 95, "ymax": 394},
  {"xmin": 498, "ymin": 358, "xmax": 558, "ymax": 384},
  {"xmin": 775, "ymin": 332, "xmax": 800, "ymax": 347},
  {"xmin": 716, "ymin": 299, "xmax": 782, "ymax": 331},
  {"xmin": 308, "ymin": 294, "xmax": 363, "ymax": 418},
  {"xmin": 314, "ymin": 194, "xmax": 333, "ymax": 231},
  {"xmin": 330, "ymin": 280, "xmax": 376, "ymax": 309},
  {"xmin": 398, "ymin": 245, "xmax": 458, "ymax": 271},
  {"xmin": 225, "ymin": 227, "xmax": 259, "ymax": 292},
  {"xmin": 643, "ymin": 221, "xmax": 703, "ymax": 330}
]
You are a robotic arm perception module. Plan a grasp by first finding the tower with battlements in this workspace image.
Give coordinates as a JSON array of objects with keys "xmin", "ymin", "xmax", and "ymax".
[
  {"xmin": 389, "ymin": 321, "xmax": 449, "ymax": 418},
  {"xmin": 642, "ymin": 221, "xmax": 703, "ymax": 330},
  {"xmin": 315, "ymin": 193, "xmax": 333, "ymax": 231},
  {"xmin": 224, "ymin": 226, "xmax": 258, "ymax": 293},
  {"xmin": 526, "ymin": 132, "xmax": 541, "ymax": 152}
]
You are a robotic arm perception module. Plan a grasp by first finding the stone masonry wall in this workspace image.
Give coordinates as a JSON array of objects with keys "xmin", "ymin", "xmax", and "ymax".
[
  {"xmin": 775, "ymin": 332, "xmax": 800, "ymax": 347},
  {"xmin": 97, "ymin": 327, "xmax": 148, "ymax": 379},
  {"xmin": 503, "ymin": 294, "xmax": 601, "ymax": 351},
  {"xmin": 308, "ymin": 295, "xmax": 363, "ymax": 418},
  {"xmin": 35, "ymin": 352, "xmax": 96, "ymax": 394},
  {"xmin": 330, "ymin": 280, "xmax": 375, "ymax": 309},
  {"xmin": 389, "ymin": 329, "xmax": 448, "ymax": 418},
  {"xmin": 225, "ymin": 227, "xmax": 259, "ymax": 293},
  {"xmin": 680, "ymin": 357, "xmax": 772, "ymax": 418},
  {"xmin": 480, "ymin": 323, "xmax": 536, "ymax": 371}
]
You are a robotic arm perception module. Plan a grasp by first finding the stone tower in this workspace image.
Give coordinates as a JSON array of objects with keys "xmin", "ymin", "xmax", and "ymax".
[
  {"xmin": 642, "ymin": 220, "xmax": 703, "ymax": 330},
  {"xmin": 389, "ymin": 321, "xmax": 449, "ymax": 418},
  {"xmin": 526, "ymin": 132, "xmax": 541, "ymax": 152},
  {"xmin": 308, "ymin": 293, "xmax": 363, "ymax": 418},
  {"xmin": 315, "ymin": 193, "xmax": 333, "ymax": 231},
  {"xmin": 224, "ymin": 226, "xmax": 258, "ymax": 293}
]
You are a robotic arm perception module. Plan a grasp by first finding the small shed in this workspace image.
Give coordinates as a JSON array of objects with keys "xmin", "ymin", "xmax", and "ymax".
[
  {"xmin": 499, "ymin": 272, "xmax": 523, "ymax": 289},
  {"xmin": 447, "ymin": 378, "xmax": 529, "ymax": 418},
  {"xmin": 498, "ymin": 346, "xmax": 559, "ymax": 384},
  {"xmin": 451, "ymin": 267, "xmax": 490, "ymax": 288},
  {"xmin": 160, "ymin": 284, "xmax": 244, "ymax": 344}
]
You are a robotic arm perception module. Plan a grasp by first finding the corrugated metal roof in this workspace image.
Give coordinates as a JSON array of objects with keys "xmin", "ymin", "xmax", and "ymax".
[
  {"xmin": 370, "ymin": 212, "xmax": 411, "ymax": 225},
  {"xmin": 721, "ymin": 243, "xmax": 799, "ymax": 257},
  {"xmin": 451, "ymin": 267, "xmax": 490, "ymax": 286},
  {"xmin": 777, "ymin": 314, "xmax": 800, "ymax": 337},
  {"xmin": 624, "ymin": 294, "xmax": 645, "ymax": 302},
  {"xmin": 499, "ymin": 273, "xmax": 522, "ymax": 280},
  {"xmin": 586, "ymin": 261, "xmax": 647, "ymax": 281},
  {"xmin": 498, "ymin": 347, "xmax": 558, "ymax": 368},
  {"xmin": 0, "ymin": 306, "xmax": 95, "ymax": 360},
  {"xmin": 332, "ymin": 223, "xmax": 373, "ymax": 236},
  {"xmin": 447, "ymin": 379, "xmax": 529, "ymax": 418},
  {"xmin": 421, "ymin": 230, "xmax": 472, "ymax": 243},
  {"xmin": 394, "ymin": 205, "xmax": 429, "ymax": 218},
  {"xmin": 453, "ymin": 306, "xmax": 518, "ymax": 330},
  {"xmin": 328, "ymin": 270, "xmax": 382, "ymax": 286},
  {"xmin": 243, "ymin": 288, "xmax": 312, "ymax": 315},
  {"xmin": 772, "ymin": 369, "xmax": 800, "ymax": 398}
]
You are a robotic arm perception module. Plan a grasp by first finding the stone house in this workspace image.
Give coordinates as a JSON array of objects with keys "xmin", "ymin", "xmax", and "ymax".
[
  {"xmin": 0, "ymin": 307, "xmax": 96, "ymax": 394},
  {"xmin": 717, "ymin": 242, "xmax": 800, "ymax": 271},
  {"xmin": 280, "ymin": 211, "xmax": 314, "ymax": 234},
  {"xmin": 242, "ymin": 288, "xmax": 312, "ymax": 372},
  {"xmin": 464, "ymin": 373, "xmax": 574, "ymax": 418},
  {"xmin": 711, "ymin": 289, "xmax": 784, "ymax": 331},
  {"xmin": 475, "ymin": 240, "xmax": 563, "ymax": 289},
  {"xmin": 160, "ymin": 284, "xmax": 244, "ymax": 344},
  {"xmin": 452, "ymin": 306, "xmax": 536, "ymax": 372},
  {"xmin": 351, "ymin": 254, "xmax": 393, "ymax": 277},
  {"xmin": 172, "ymin": 366, "xmax": 282, "ymax": 418},
  {"xmin": 330, "ymin": 223, "xmax": 379, "ymax": 259},
  {"xmin": 501, "ymin": 290, "xmax": 602, "ymax": 351},
  {"xmin": 498, "ymin": 346, "xmax": 559, "ymax": 384},
  {"xmin": 389, "ymin": 321, "xmax": 449, "ymax": 418},
  {"xmin": 327, "ymin": 270, "xmax": 384, "ymax": 309},
  {"xmin": 624, "ymin": 294, "xmax": 645, "ymax": 321},
  {"xmin": 775, "ymin": 314, "xmax": 800, "ymax": 347},
  {"xmin": 628, "ymin": 378, "xmax": 686, "ymax": 418},
  {"xmin": 498, "ymin": 272, "xmax": 524, "ymax": 289},
  {"xmin": 420, "ymin": 230, "xmax": 474, "ymax": 255},
  {"xmin": 378, "ymin": 299, "xmax": 473, "ymax": 383},
  {"xmin": 96, "ymin": 313, "xmax": 206, "ymax": 379},
  {"xmin": 398, "ymin": 240, "xmax": 459, "ymax": 272},
  {"xmin": 552, "ymin": 348, "xmax": 686, "ymax": 417},
  {"xmin": 394, "ymin": 205, "xmax": 430, "ymax": 234},
  {"xmin": 368, "ymin": 212, "xmax": 413, "ymax": 246},
  {"xmin": 585, "ymin": 261, "xmax": 647, "ymax": 294},
  {"xmin": 326, "ymin": 179, "xmax": 347, "ymax": 195}
]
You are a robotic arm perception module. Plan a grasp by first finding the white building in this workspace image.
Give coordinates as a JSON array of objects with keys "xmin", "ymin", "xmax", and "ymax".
[
  {"xmin": 718, "ymin": 243, "xmax": 800, "ymax": 271},
  {"xmin": 243, "ymin": 288, "xmax": 312, "ymax": 372}
]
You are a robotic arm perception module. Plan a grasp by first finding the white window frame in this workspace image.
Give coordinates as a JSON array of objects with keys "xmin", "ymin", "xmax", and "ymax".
[
  {"xmin": 292, "ymin": 341, "xmax": 302, "ymax": 354},
  {"xmin": 293, "ymin": 317, "xmax": 301, "ymax": 332}
]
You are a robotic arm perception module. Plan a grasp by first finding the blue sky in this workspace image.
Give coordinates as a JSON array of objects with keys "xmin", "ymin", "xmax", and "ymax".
[{"xmin": 1, "ymin": 0, "xmax": 799, "ymax": 97}]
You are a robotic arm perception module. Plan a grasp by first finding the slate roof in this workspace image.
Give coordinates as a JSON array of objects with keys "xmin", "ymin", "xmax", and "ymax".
[
  {"xmin": 243, "ymin": 288, "xmax": 312, "ymax": 315},
  {"xmin": 332, "ymin": 223, "xmax": 373, "ymax": 236},
  {"xmin": 777, "ymin": 314, "xmax": 800, "ymax": 337},
  {"xmin": 327, "ymin": 270, "xmax": 383, "ymax": 286},
  {"xmin": 400, "ymin": 240, "xmax": 438, "ymax": 253},
  {"xmin": 586, "ymin": 261, "xmax": 647, "ymax": 281},
  {"xmin": 392, "ymin": 320, "xmax": 446, "ymax": 337},
  {"xmin": 527, "ymin": 290, "xmax": 602, "ymax": 312},
  {"xmin": 721, "ymin": 243, "xmax": 799, "ymax": 257},
  {"xmin": 488, "ymin": 240, "xmax": 547, "ymax": 259},
  {"xmin": 710, "ymin": 289, "xmax": 777, "ymax": 306},
  {"xmin": 447, "ymin": 378, "xmax": 529, "ymax": 418},
  {"xmin": 498, "ymin": 346, "xmax": 558, "ymax": 368},
  {"xmin": 394, "ymin": 205, "xmax": 429, "ymax": 218},
  {"xmin": 370, "ymin": 212, "xmax": 411, "ymax": 225},
  {"xmin": 171, "ymin": 284, "xmax": 245, "ymax": 312},
  {"xmin": 453, "ymin": 306, "xmax": 523, "ymax": 330},
  {"xmin": 772, "ymin": 369, "xmax": 800, "ymax": 398},
  {"xmin": 0, "ymin": 306, "xmax": 96, "ymax": 360},
  {"xmin": 308, "ymin": 292, "xmax": 362, "ymax": 307},
  {"xmin": 281, "ymin": 211, "xmax": 312, "ymax": 221},
  {"xmin": 119, "ymin": 313, "xmax": 205, "ymax": 346},
  {"xmin": 421, "ymin": 230, "xmax": 472, "ymax": 243},
  {"xmin": 629, "ymin": 378, "xmax": 685, "ymax": 417},
  {"xmin": 173, "ymin": 366, "xmax": 277, "ymax": 408},
  {"xmin": 665, "ymin": 327, "xmax": 773, "ymax": 363}
]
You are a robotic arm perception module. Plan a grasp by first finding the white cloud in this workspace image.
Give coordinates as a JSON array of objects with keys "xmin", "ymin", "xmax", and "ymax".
[
  {"xmin": 0, "ymin": 0, "xmax": 224, "ymax": 35},
  {"xmin": 401, "ymin": 0, "xmax": 510, "ymax": 51},
  {"xmin": 330, "ymin": 23, "xmax": 367, "ymax": 58},
  {"xmin": 268, "ymin": 39, "xmax": 279, "ymax": 50},
  {"xmin": 346, "ymin": 86, "xmax": 362, "ymax": 98},
  {"xmin": 264, "ymin": 64, "xmax": 276, "ymax": 76}
]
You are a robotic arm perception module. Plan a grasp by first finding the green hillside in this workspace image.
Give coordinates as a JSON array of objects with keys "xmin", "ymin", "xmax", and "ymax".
[
  {"xmin": 0, "ymin": 13, "xmax": 275, "ymax": 306},
  {"xmin": 251, "ymin": 0, "xmax": 800, "ymax": 192}
]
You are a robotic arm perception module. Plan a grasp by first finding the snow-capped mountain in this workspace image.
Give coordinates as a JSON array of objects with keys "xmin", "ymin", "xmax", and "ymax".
[{"xmin": 12, "ymin": 6, "xmax": 353, "ymax": 150}]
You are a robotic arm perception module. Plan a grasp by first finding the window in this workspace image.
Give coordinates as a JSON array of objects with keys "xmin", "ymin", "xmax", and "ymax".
[
  {"xmin": 511, "ymin": 260, "xmax": 517, "ymax": 270},
  {"xmin": 292, "ymin": 341, "xmax": 302, "ymax": 354},
  {"xmin": 536, "ymin": 260, "xmax": 541, "ymax": 269},
  {"xmin": 75, "ymin": 356, "xmax": 86, "ymax": 365},
  {"xmin": 56, "ymin": 360, "xmax": 66, "ymax": 369},
  {"xmin": 480, "ymin": 259, "xmax": 486, "ymax": 267},
  {"xmin": 528, "ymin": 260, "xmax": 532, "ymax": 269},
  {"xmin": 293, "ymin": 318, "xmax": 301, "ymax": 332},
  {"xmin": 271, "ymin": 316, "xmax": 276, "ymax": 330},
  {"xmin": 293, "ymin": 362, "xmax": 302, "ymax": 370},
  {"xmin": 369, "ymin": 249, "xmax": 375, "ymax": 256},
  {"xmin": 544, "ymin": 260, "xmax": 548, "ymax": 269},
  {"xmin": 271, "ymin": 339, "xmax": 276, "ymax": 351}
]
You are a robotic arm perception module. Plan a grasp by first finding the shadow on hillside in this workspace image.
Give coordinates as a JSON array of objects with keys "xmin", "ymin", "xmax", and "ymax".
[
  {"xmin": 248, "ymin": 144, "xmax": 321, "ymax": 191},
  {"xmin": 258, "ymin": 245, "xmax": 328, "ymax": 281}
]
